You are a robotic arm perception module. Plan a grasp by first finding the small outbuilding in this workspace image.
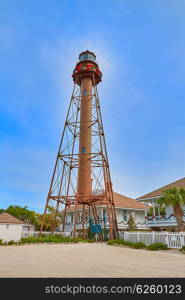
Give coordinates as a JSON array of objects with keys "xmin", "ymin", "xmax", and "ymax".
[
  {"xmin": 0, "ymin": 212, "xmax": 23, "ymax": 243},
  {"xmin": 22, "ymin": 221, "xmax": 35, "ymax": 237}
]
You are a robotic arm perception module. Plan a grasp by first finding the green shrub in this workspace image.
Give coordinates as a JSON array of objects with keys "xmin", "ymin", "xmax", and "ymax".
[
  {"xmin": 108, "ymin": 239, "xmax": 134, "ymax": 247},
  {"xmin": 20, "ymin": 235, "xmax": 94, "ymax": 244},
  {"xmin": 122, "ymin": 241, "xmax": 134, "ymax": 246},
  {"xmin": 16, "ymin": 241, "xmax": 23, "ymax": 245},
  {"xmin": 180, "ymin": 246, "xmax": 185, "ymax": 253},
  {"xmin": 111, "ymin": 239, "xmax": 122, "ymax": 245},
  {"xmin": 108, "ymin": 240, "xmax": 168, "ymax": 251},
  {"xmin": 117, "ymin": 239, "xmax": 126, "ymax": 245},
  {"xmin": 108, "ymin": 239, "xmax": 121, "ymax": 245},
  {"xmin": 146, "ymin": 243, "xmax": 168, "ymax": 251},
  {"xmin": 102, "ymin": 229, "xmax": 109, "ymax": 241},
  {"xmin": 8, "ymin": 240, "xmax": 14, "ymax": 245},
  {"xmin": 130, "ymin": 242, "xmax": 146, "ymax": 249},
  {"xmin": 0, "ymin": 239, "xmax": 3, "ymax": 245},
  {"xmin": 108, "ymin": 240, "xmax": 114, "ymax": 245},
  {"xmin": 118, "ymin": 239, "xmax": 128, "ymax": 245}
]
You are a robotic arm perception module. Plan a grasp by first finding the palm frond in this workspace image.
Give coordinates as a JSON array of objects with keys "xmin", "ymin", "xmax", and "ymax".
[{"xmin": 157, "ymin": 187, "xmax": 185, "ymax": 207}]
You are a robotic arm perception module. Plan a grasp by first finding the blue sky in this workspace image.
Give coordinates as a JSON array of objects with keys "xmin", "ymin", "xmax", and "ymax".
[{"xmin": 0, "ymin": 0, "xmax": 185, "ymax": 212}]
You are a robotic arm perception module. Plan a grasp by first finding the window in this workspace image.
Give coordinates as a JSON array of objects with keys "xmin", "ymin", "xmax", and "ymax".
[
  {"xmin": 79, "ymin": 53, "xmax": 95, "ymax": 61},
  {"xmin": 81, "ymin": 147, "xmax": 86, "ymax": 153},
  {"xmin": 6, "ymin": 224, "xmax": 9, "ymax": 229},
  {"xmin": 123, "ymin": 210, "xmax": 127, "ymax": 222},
  {"xmin": 80, "ymin": 54, "xmax": 87, "ymax": 60},
  {"xmin": 82, "ymin": 89, "xmax": 88, "ymax": 96},
  {"xmin": 71, "ymin": 214, "xmax": 73, "ymax": 223},
  {"xmin": 103, "ymin": 209, "xmax": 107, "ymax": 221},
  {"xmin": 88, "ymin": 54, "xmax": 95, "ymax": 61}
]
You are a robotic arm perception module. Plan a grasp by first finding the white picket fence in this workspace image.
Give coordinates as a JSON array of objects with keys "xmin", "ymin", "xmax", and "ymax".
[
  {"xmin": 21, "ymin": 231, "xmax": 185, "ymax": 249},
  {"xmin": 21, "ymin": 231, "xmax": 71, "ymax": 238},
  {"xmin": 123, "ymin": 231, "xmax": 185, "ymax": 249}
]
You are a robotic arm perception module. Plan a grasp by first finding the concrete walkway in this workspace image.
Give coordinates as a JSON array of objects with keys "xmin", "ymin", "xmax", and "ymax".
[{"xmin": 0, "ymin": 243, "xmax": 184, "ymax": 277}]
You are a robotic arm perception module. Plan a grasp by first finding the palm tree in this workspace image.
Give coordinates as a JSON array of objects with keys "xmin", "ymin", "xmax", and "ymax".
[
  {"xmin": 157, "ymin": 187, "xmax": 185, "ymax": 231},
  {"xmin": 127, "ymin": 212, "xmax": 137, "ymax": 231}
]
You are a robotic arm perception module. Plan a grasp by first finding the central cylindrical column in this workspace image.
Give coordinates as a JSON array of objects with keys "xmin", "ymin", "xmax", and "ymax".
[{"xmin": 77, "ymin": 77, "xmax": 92, "ymax": 202}]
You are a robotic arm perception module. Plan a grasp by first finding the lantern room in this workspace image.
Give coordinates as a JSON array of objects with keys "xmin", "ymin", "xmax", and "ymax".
[{"xmin": 79, "ymin": 50, "xmax": 96, "ymax": 62}]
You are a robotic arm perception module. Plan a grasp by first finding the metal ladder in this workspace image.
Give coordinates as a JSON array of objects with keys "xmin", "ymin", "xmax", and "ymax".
[{"xmin": 91, "ymin": 203, "xmax": 104, "ymax": 240}]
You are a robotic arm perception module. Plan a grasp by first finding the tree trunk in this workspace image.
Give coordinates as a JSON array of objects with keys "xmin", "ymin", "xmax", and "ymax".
[{"xmin": 173, "ymin": 204, "xmax": 185, "ymax": 231}]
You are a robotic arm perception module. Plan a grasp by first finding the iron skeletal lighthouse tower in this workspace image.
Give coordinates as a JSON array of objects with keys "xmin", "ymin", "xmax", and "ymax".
[{"xmin": 40, "ymin": 50, "xmax": 118, "ymax": 240}]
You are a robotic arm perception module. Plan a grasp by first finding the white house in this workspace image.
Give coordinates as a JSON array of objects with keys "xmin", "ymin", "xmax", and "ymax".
[
  {"xmin": 136, "ymin": 177, "xmax": 185, "ymax": 231},
  {"xmin": 22, "ymin": 221, "xmax": 35, "ymax": 233},
  {"xmin": 62, "ymin": 192, "xmax": 148, "ymax": 234},
  {"xmin": 21, "ymin": 221, "xmax": 36, "ymax": 238},
  {"xmin": 0, "ymin": 212, "xmax": 24, "ymax": 243}
]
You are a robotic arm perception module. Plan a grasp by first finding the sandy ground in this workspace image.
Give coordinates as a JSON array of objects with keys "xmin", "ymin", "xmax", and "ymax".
[{"xmin": 0, "ymin": 243, "xmax": 184, "ymax": 278}]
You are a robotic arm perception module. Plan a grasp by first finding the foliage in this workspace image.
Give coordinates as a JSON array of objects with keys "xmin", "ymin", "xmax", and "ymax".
[
  {"xmin": 8, "ymin": 240, "xmax": 14, "ymax": 245},
  {"xmin": 0, "ymin": 235, "xmax": 95, "ymax": 246},
  {"xmin": 108, "ymin": 239, "xmax": 168, "ymax": 251},
  {"xmin": 127, "ymin": 213, "xmax": 137, "ymax": 231},
  {"xmin": 147, "ymin": 205, "xmax": 166, "ymax": 217},
  {"xmin": 158, "ymin": 187, "xmax": 185, "ymax": 207},
  {"xmin": 157, "ymin": 187, "xmax": 185, "ymax": 231},
  {"xmin": 108, "ymin": 239, "xmax": 145, "ymax": 248},
  {"xmin": 108, "ymin": 239, "xmax": 121, "ymax": 245},
  {"xmin": 86, "ymin": 239, "xmax": 95, "ymax": 243},
  {"xmin": 180, "ymin": 246, "xmax": 185, "ymax": 254},
  {"xmin": 0, "ymin": 205, "xmax": 63, "ymax": 232},
  {"xmin": 131, "ymin": 242, "xmax": 146, "ymax": 249},
  {"xmin": 146, "ymin": 243, "xmax": 168, "ymax": 251},
  {"xmin": 19, "ymin": 235, "xmax": 94, "ymax": 244},
  {"xmin": 107, "ymin": 240, "xmax": 114, "ymax": 245},
  {"xmin": 38, "ymin": 206, "xmax": 62, "ymax": 231},
  {"xmin": 5, "ymin": 205, "xmax": 39, "ymax": 227}
]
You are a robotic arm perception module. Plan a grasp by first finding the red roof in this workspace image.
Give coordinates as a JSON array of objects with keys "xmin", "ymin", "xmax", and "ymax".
[
  {"xmin": 113, "ymin": 192, "xmax": 145, "ymax": 209},
  {"xmin": 66, "ymin": 192, "xmax": 146, "ymax": 212}
]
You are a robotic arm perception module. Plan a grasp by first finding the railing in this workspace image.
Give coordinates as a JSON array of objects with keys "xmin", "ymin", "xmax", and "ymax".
[
  {"xmin": 64, "ymin": 223, "xmax": 74, "ymax": 232},
  {"xmin": 62, "ymin": 219, "xmax": 148, "ymax": 229},
  {"xmin": 117, "ymin": 221, "xmax": 147, "ymax": 229},
  {"xmin": 123, "ymin": 231, "xmax": 185, "ymax": 249},
  {"xmin": 146, "ymin": 215, "xmax": 185, "ymax": 226},
  {"xmin": 93, "ymin": 189, "xmax": 104, "ymax": 195}
]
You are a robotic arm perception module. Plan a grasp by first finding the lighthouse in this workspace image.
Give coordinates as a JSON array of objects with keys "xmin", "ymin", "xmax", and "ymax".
[
  {"xmin": 73, "ymin": 51, "xmax": 101, "ymax": 203},
  {"xmin": 40, "ymin": 50, "xmax": 118, "ymax": 240}
]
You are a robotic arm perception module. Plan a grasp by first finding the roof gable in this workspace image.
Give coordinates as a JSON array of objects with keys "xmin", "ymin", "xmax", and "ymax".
[
  {"xmin": 137, "ymin": 177, "xmax": 185, "ymax": 200},
  {"xmin": 0, "ymin": 212, "xmax": 24, "ymax": 224},
  {"xmin": 113, "ymin": 192, "xmax": 145, "ymax": 209}
]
